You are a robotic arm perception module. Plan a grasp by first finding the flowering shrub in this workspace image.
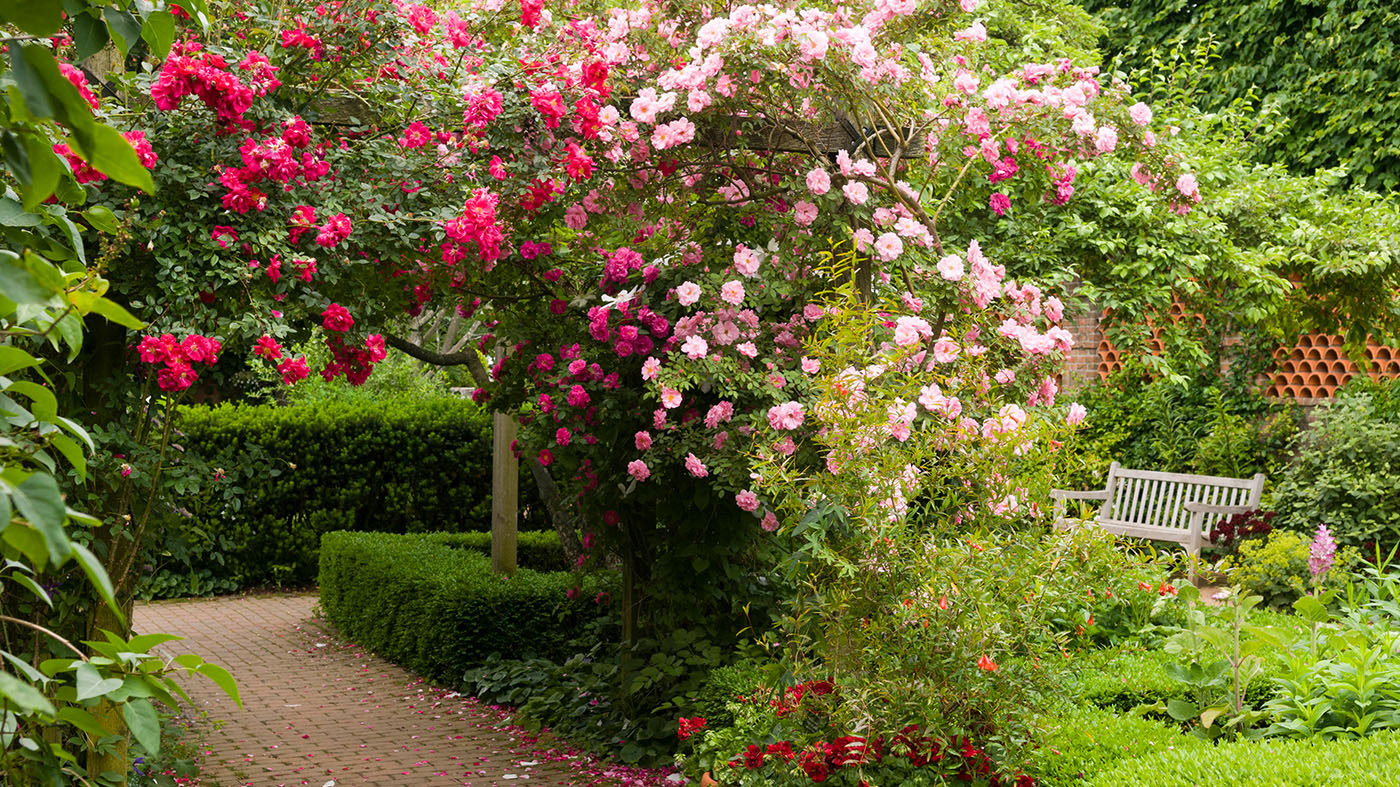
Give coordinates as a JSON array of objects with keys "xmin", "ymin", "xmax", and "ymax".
[{"xmin": 1206, "ymin": 509, "xmax": 1276, "ymax": 559}]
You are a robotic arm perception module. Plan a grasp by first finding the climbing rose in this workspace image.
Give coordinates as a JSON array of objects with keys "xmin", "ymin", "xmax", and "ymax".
[
  {"xmin": 684, "ymin": 453, "xmax": 708, "ymax": 478},
  {"xmin": 676, "ymin": 281, "xmax": 702, "ymax": 306},
  {"xmin": 735, "ymin": 489, "xmax": 760, "ymax": 512},
  {"xmin": 937, "ymin": 254, "xmax": 965, "ymax": 281},
  {"xmin": 253, "ymin": 335, "xmax": 283, "ymax": 359},
  {"xmin": 627, "ymin": 459, "xmax": 651, "ymax": 481},
  {"xmin": 277, "ymin": 356, "xmax": 310, "ymax": 385},
  {"xmin": 321, "ymin": 303, "xmax": 354, "ymax": 332},
  {"xmin": 1067, "ymin": 402, "xmax": 1087, "ymax": 426}
]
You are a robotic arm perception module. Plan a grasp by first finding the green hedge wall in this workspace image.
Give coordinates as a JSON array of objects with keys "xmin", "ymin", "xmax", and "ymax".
[
  {"xmin": 318, "ymin": 531, "xmax": 607, "ymax": 682},
  {"xmin": 164, "ymin": 398, "xmax": 546, "ymax": 589}
]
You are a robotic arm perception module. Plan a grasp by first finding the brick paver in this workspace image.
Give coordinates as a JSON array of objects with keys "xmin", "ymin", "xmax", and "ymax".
[{"xmin": 135, "ymin": 594, "xmax": 618, "ymax": 787}]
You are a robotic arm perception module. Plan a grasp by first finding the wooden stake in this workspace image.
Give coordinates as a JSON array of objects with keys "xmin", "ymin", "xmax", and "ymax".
[{"xmin": 491, "ymin": 412, "xmax": 518, "ymax": 575}]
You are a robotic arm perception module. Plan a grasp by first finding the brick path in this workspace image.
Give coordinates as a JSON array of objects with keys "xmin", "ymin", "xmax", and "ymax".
[{"xmin": 135, "ymin": 594, "xmax": 633, "ymax": 787}]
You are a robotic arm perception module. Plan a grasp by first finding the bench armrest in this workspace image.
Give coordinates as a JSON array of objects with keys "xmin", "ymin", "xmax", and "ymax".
[
  {"xmin": 1183, "ymin": 502, "xmax": 1255, "ymax": 516},
  {"xmin": 1050, "ymin": 489, "xmax": 1110, "ymax": 501}
]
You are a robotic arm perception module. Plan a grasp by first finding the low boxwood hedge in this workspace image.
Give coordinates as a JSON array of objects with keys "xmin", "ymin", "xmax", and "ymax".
[
  {"xmin": 318, "ymin": 531, "xmax": 608, "ymax": 683},
  {"xmin": 1085, "ymin": 730, "xmax": 1400, "ymax": 786},
  {"xmin": 1029, "ymin": 703, "xmax": 1204, "ymax": 785},
  {"xmin": 425, "ymin": 531, "xmax": 566, "ymax": 572}
]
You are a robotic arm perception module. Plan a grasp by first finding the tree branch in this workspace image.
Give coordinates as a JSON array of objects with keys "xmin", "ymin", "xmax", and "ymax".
[{"xmin": 385, "ymin": 334, "xmax": 491, "ymax": 388}]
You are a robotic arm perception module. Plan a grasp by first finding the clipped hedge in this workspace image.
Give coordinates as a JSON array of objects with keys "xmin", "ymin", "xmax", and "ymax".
[
  {"xmin": 318, "ymin": 531, "xmax": 607, "ymax": 682},
  {"xmin": 1084, "ymin": 731, "xmax": 1400, "ymax": 786},
  {"xmin": 426, "ymin": 531, "xmax": 566, "ymax": 572},
  {"xmin": 1029, "ymin": 703, "xmax": 1204, "ymax": 786},
  {"xmin": 164, "ymin": 398, "xmax": 546, "ymax": 589}
]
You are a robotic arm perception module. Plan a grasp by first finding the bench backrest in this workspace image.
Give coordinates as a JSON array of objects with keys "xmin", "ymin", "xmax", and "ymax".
[{"xmin": 1100, "ymin": 462, "xmax": 1265, "ymax": 538}]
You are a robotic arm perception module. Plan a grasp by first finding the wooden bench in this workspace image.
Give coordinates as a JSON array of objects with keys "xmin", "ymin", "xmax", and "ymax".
[{"xmin": 1051, "ymin": 463, "xmax": 1266, "ymax": 577}]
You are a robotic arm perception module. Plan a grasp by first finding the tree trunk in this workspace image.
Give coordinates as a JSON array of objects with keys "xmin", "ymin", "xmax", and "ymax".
[{"xmin": 527, "ymin": 458, "xmax": 583, "ymax": 567}]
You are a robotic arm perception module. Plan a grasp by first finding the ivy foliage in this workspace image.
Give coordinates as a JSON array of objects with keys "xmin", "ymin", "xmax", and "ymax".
[{"xmin": 1082, "ymin": 0, "xmax": 1400, "ymax": 193}]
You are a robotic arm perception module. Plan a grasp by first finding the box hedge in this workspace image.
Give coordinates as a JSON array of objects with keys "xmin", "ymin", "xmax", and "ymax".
[
  {"xmin": 158, "ymin": 398, "xmax": 548, "ymax": 590},
  {"xmin": 1029, "ymin": 703, "xmax": 1204, "ymax": 785},
  {"xmin": 318, "ymin": 531, "xmax": 607, "ymax": 682},
  {"xmin": 1084, "ymin": 730, "xmax": 1400, "ymax": 786}
]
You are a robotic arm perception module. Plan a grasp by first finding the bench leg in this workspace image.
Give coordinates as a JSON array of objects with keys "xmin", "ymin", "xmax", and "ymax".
[{"xmin": 1186, "ymin": 510, "xmax": 1206, "ymax": 586}]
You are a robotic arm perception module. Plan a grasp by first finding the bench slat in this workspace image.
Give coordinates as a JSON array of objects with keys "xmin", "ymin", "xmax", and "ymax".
[{"xmin": 1111, "ymin": 467, "xmax": 1260, "ymax": 487}]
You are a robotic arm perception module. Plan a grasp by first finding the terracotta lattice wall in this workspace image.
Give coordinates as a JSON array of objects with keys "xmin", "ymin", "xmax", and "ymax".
[
  {"xmin": 1061, "ymin": 309, "xmax": 1400, "ymax": 399},
  {"xmin": 1268, "ymin": 336, "xmax": 1400, "ymax": 401}
]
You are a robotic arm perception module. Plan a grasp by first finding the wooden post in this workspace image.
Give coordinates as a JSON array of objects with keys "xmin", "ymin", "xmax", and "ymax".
[{"xmin": 491, "ymin": 412, "xmax": 518, "ymax": 575}]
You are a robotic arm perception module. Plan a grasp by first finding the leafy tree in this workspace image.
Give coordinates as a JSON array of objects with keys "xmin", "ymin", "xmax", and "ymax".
[{"xmin": 1082, "ymin": 0, "xmax": 1400, "ymax": 193}]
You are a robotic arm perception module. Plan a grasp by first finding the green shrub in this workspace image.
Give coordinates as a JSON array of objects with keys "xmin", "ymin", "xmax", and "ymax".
[
  {"xmin": 689, "ymin": 661, "xmax": 770, "ymax": 730},
  {"xmin": 1066, "ymin": 643, "xmax": 1285, "ymax": 713},
  {"xmin": 1066, "ymin": 649, "xmax": 1186, "ymax": 710},
  {"xmin": 1226, "ymin": 530, "xmax": 1361, "ymax": 608},
  {"xmin": 1084, "ymin": 731, "xmax": 1400, "ymax": 786},
  {"xmin": 318, "ymin": 531, "xmax": 605, "ymax": 682},
  {"xmin": 1058, "ymin": 374, "xmax": 1295, "ymax": 493},
  {"xmin": 144, "ymin": 398, "xmax": 547, "ymax": 593},
  {"xmin": 1273, "ymin": 381, "xmax": 1400, "ymax": 552},
  {"xmin": 466, "ymin": 627, "xmax": 735, "ymax": 767},
  {"xmin": 1029, "ymin": 703, "xmax": 1204, "ymax": 785}
]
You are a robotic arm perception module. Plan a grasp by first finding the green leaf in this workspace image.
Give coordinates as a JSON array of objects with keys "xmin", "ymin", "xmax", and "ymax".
[
  {"xmin": 72, "ymin": 12, "xmax": 111, "ymax": 62},
  {"xmin": 2, "ymin": 651, "xmax": 50, "ymax": 685},
  {"xmin": 88, "ymin": 297, "xmax": 145, "ymax": 329},
  {"xmin": 21, "ymin": 136, "xmax": 61, "ymax": 210},
  {"xmin": 0, "ymin": 0, "xmax": 65, "ymax": 36},
  {"xmin": 3, "ymin": 524, "xmax": 49, "ymax": 570},
  {"xmin": 1165, "ymin": 698, "xmax": 1199, "ymax": 722},
  {"xmin": 6, "ymin": 381, "xmax": 58, "ymax": 423},
  {"xmin": 0, "ymin": 671, "xmax": 55, "ymax": 715},
  {"xmin": 0, "ymin": 251, "xmax": 61, "ymax": 304},
  {"xmin": 122, "ymin": 697, "xmax": 160, "ymax": 755},
  {"xmin": 140, "ymin": 10, "xmax": 177, "ymax": 60},
  {"xmin": 0, "ymin": 346, "xmax": 39, "ymax": 377},
  {"xmin": 103, "ymin": 9, "xmax": 143, "ymax": 58},
  {"xmin": 0, "ymin": 197, "xmax": 42, "ymax": 227},
  {"xmin": 51, "ymin": 434, "xmax": 86, "ymax": 481},
  {"xmin": 194, "ymin": 663, "xmax": 241, "ymax": 709},
  {"xmin": 59, "ymin": 705, "xmax": 116, "ymax": 738},
  {"xmin": 71, "ymin": 543, "xmax": 121, "ymax": 624},
  {"xmin": 1293, "ymin": 594, "xmax": 1331, "ymax": 624},
  {"xmin": 18, "ymin": 45, "xmax": 94, "ymax": 131},
  {"xmin": 10, "ymin": 472, "xmax": 69, "ymax": 564},
  {"xmin": 126, "ymin": 633, "xmax": 183, "ymax": 653},
  {"xmin": 82, "ymin": 205, "xmax": 121, "ymax": 234},
  {"xmin": 73, "ymin": 662, "xmax": 123, "ymax": 701},
  {"xmin": 51, "ymin": 309, "xmax": 83, "ymax": 360},
  {"xmin": 7, "ymin": 48, "xmax": 55, "ymax": 119},
  {"xmin": 81, "ymin": 124, "xmax": 155, "ymax": 194},
  {"xmin": 7, "ymin": 570, "xmax": 52, "ymax": 607},
  {"xmin": 2, "ymin": 133, "xmax": 32, "ymax": 193},
  {"xmin": 1199, "ymin": 706, "xmax": 1227, "ymax": 729},
  {"xmin": 56, "ymin": 416, "xmax": 95, "ymax": 452}
]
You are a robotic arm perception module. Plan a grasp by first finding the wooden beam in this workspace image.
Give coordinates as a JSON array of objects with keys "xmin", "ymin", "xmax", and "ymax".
[{"xmin": 491, "ymin": 412, "xmax": 518, "ymax": 575}]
